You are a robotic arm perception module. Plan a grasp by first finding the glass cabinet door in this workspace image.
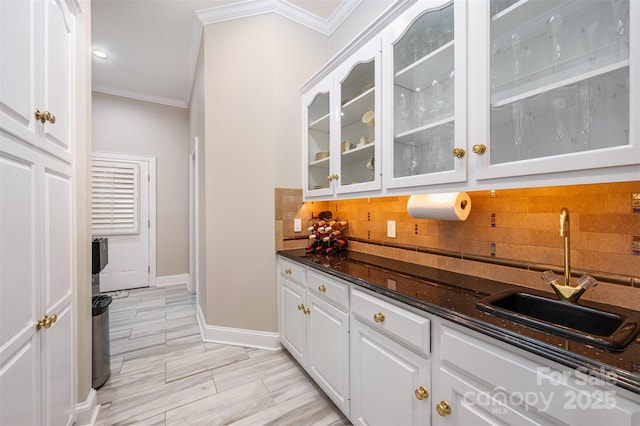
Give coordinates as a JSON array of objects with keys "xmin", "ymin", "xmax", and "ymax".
[
  {"xmin": 477, "ymin": 0, "xmax": 638, "ymax": 178},
  {"xmin": 335, "ymin": 39, "xmax": 381, "ymax": 194},
  {"xmin": 383, "ymin": 0, "xmax": 467, "ymax": 189},
  {"xmin": 304, "ymin": 78, "xmax": 333, "ymax": 197}
]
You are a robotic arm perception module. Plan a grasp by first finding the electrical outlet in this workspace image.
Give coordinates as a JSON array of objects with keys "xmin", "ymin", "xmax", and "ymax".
[
  {"xmin": 387, "ymin": 220, "xmax": 396, "ymax": 238},
  {"xmin": 294, "ymin": 218, "xmax": 302, "ymax": 232}
]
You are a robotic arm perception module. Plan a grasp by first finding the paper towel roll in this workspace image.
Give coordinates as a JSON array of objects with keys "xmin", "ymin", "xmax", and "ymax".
[{"xmin": 407, "ymin": 192, "xmax": 471, "ymax": 221}]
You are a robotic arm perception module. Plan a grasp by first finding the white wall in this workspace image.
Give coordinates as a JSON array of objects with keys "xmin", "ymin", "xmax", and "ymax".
[
  {"xmin": 202, "ymin": 13, "xmax": 327, "ymax": 333},
  {"xmin": 92, "ymin": 92, "xmax": 190, "ymax": 277}
]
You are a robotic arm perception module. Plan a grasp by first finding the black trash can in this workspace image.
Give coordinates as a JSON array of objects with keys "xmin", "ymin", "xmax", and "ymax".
[{"xmin": 92, "ymin": 295, "xmax": 112, "ymax": 389}]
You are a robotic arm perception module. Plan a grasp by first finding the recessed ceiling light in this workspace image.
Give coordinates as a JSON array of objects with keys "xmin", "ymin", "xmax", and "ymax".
[{"xmin": 92, "ymin": 49, "xmax": 109, "ymax": 59}]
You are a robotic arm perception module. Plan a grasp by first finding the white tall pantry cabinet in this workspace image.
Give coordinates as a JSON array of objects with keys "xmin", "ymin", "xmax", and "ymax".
[{"xmin": 1, "ymin": 0, "xmax": 80, "ymax": 424}]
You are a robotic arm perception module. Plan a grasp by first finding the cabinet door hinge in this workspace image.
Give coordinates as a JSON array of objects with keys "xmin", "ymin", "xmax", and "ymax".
[
  {"xmin": 148, "ymin": 220, "xmax": 150, "ymax": 228},
  {"xmin": 148, "ymin": 266, "xmax": 150, "ymax": 273}
]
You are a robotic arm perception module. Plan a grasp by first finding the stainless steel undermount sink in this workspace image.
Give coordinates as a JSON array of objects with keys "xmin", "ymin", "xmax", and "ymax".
[{"xmin": 476, "ymin": 289, "xmax": 640, "ymax": 351}]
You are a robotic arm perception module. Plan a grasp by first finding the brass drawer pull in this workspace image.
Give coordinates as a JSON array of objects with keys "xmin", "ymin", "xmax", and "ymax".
[
  {"xmin": 318, "ymin": 284, "xmax": 326, "ymax": 293},
  {"xmin": 373, "ymin": 312, "xmax": 385, "ymax": 323},
  {"xmin": 285, "ymin": 268, "xmax": 292, "ymax": 275}
]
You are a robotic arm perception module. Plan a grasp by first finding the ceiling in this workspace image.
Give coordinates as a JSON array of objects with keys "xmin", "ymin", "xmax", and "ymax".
[{"xmin": 91, "ymin": 0, "xmax": 356, "ymax": 108}]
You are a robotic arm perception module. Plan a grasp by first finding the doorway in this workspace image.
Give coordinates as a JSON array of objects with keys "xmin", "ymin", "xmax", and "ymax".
[{"xmin": 92, "ymin": 151, "xmax": 157, "ymax": 292}]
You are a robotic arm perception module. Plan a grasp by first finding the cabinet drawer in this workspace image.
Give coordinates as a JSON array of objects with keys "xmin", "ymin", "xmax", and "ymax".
[
  {"xmin": 307, "ymin": 270, "xmax": 349, "ymax": 310},
  {"xmin": 279, "ymin": 258, "xmax": 305, "ymax": 284},
  {"xmin": 440, "ymin": 326, "xmax": 639, "ymax": 425},
  {"xmin": 351, "ymin": 288, "xmax": 430, "ymax": 355}
]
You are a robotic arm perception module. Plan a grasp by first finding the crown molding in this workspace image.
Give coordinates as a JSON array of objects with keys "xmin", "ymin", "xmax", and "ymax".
[
  {"xmin": 300, "ymin": 0, "xmax": 416, "ymax": 93},
  {"xmin": 92, "ymin": 86, "xmax": 188, "ymax": 109},
  {"xmin": 196, "ymin": 0, "xmax": 362, "ymax": 35}
]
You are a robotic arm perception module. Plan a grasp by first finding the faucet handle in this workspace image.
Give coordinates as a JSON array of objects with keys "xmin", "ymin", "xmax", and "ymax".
[
  {"xmin": 540, "ymin": 270, "xmax": 560, "ymax": 286},
  {"xmin": 577, "ymin": 275, "xmax": 598, "ymax": 290}
]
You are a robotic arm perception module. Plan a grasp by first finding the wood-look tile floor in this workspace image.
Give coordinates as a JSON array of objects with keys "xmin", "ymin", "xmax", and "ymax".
[{"xmin": 95, "ymin": 284, "xmax": 350, "ymax": 426}]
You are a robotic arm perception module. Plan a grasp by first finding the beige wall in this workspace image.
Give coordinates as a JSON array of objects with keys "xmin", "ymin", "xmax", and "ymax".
[
  {"xmin": 92, "ymin": 92, "xmax": 190, "ymax": 277},
  {"xmin": 328, "ymin": 0, "xmax": 395, "ymax": 57},
  {"xmin": 202, "ymin": 13, "xmax": 327, "ymax": 331}
]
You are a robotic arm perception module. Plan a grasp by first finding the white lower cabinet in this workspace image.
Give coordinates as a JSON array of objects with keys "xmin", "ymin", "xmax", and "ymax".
[
  {"xmin": 350, "ymin": 318, "xmax": 431, "ymax": 426},
  {"xmin": 306, "ymin": 293, "xmax": 349, "ymax": 413},
  {"xmin": 278, "ymin": 256, "xmax": 640, "ymax": 426},
  {"xmin": 278, "ymin": 260, "xmax": 350, "ymax": 415},
  {"xmin": 433, "ymin": 323, "xmax": 640, "ymax": 426}
]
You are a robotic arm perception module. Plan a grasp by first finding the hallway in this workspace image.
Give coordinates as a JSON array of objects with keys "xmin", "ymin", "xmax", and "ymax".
[{"xmin": 95, "ymin": 285, "xmax": 349, "ymax": 425}]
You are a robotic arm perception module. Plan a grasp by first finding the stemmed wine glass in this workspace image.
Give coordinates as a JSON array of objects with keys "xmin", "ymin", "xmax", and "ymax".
[
  {"xmin": 511, "ymin": 102, "xmax": 526, "ymax": 160},
  {"xmin": 511, "ymin": 33, "xmax": 527, "ymax": 82},
  {"xmin": 578, "ymin": 80, "xmax": 601, "ymax": 150},
  {"xmin": 551, "ymin": 96, "xmax": 566, "ymax": 142},
  {"xmin": 404, "ymin": 140, "xmax": 420, "ymax": 175},
  {"xmin": 565, "ymin": 94, "xmax": 580, "ymax": 150},
  {"xmin": 610, "ymin": 0, "xmax": 629, "ymax": 60},
  {"xmin": 431, "ymin": 135, "xmax": 445, "ymax": 172},
  {"xmin": 547, "ymin": 15, "xmax": 563, "ymax": 74},
  {"xmin": 399, "ymin": 92, "xmax": 408, "ymax": 122},
  {"xmin": 581, "ymin": 20, "xmax": 602, "ymax": 65},
  {"xmin": 413, "ymin": 87, "xmax": 427, "ymax": 126},
  {"xmin": 431, "ymin": 79, "xmax": 445, "ymax": 119}
]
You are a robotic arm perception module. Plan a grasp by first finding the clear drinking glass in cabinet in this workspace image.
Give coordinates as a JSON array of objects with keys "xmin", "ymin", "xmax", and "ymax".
[
  {"xmin": 392, "ymin": 2, "xmax": 455, "ymax": 179},
  {"xmin": 307, "ymin": 92, "xmax": 331, "ymax": 191},
  {"xmin": 489, "ymin": 0, "xmax": 630, "ymax": 164},
  {"xmin": 340, "ymin": 60, "xmax": 376, "ymax": 186}
]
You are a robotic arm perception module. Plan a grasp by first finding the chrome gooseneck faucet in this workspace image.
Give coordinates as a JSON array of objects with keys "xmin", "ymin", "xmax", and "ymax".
[{"xmin": 559, "ymin": 207, "xmax": 571, "ymax": 286}]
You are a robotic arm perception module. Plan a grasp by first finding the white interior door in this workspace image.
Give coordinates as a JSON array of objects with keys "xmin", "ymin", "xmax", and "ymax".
[
  {"xmin": 1, "ymin": 0, "xmax": 75, "ymax": 424},
  {"xmin": 92, "ymin": 157, "xmax": 150, "ymax": 292}
]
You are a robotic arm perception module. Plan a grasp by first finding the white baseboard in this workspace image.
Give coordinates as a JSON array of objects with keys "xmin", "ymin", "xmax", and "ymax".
[
  {"xmin": 74, "ymin": 388, "xmax": 100, "ymax": 426},
  {"xmin": 196, "ymin": 303, "xmax": 280, "ymax": 351},
  {"xmin": 156, "ymin": 273, "xmax": 189, "ymax": 287}
]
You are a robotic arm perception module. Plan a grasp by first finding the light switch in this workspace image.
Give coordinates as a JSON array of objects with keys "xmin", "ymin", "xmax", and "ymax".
[
  {"xmin": 294, "ymin": 218, "xmax": 302, "ymax": 232},
  {"xmin": 387, "ymin": 220, "xmax": 396, "ymax": 238}
]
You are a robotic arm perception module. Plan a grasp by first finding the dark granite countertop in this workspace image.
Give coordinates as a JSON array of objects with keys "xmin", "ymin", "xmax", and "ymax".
[{"xmin": 278, "ymin": 249, "xmax": 640, "ymax": 396}]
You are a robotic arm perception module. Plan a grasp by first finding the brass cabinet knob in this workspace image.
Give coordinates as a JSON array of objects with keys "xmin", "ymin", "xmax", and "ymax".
[
  {"xmin": 298, "ymin": 304, "xmax": 305, "ymax": 311},
  {"xmin": 34, "ymin": 109, "xmax": 56, "ymax": 124},
  {"xmin": 326, "ymin": 175, "xmax": 333, "ymax": 181},
  {"xmin": 332, "ymin": 174, "xmax": 339, "ymax": 180},
  {"xmin": 303, "ymin": 307, "xmax": 311, "ymax": 315},
  {"xmin": 35, "ymin": 314, "xmax": 57, "ymax": 331},
  {"xmin": 452, "ymin": 147, "xmax": 465, "ymax": 158},
  {"xmin": 472, "ymin": 144, "xmax": 486, "ymax": 154},
  {"xmin": 415, "ymin": 386, "xmax": 429, "ymax": 400},
  {"xmin": 436, "ymin": 400, "xmax": 452, "ymax": 417},
  {"xmin": 373, "ymin": 312, "xmax": 385, "ymax": 323},
  {"xmin": 318, "ymin": 284, "xmax": 326, "ymax": 293},
  {"xmin": 35, "ymin": 315, "xmax": 47, "ymax": 331},
  {"xmin": 43, "ymin": 111, "xmax": 56, "ymax": 124},
  {"xmin": 284, "ymin": 268, "xmax": 292, "ymax": 275}
]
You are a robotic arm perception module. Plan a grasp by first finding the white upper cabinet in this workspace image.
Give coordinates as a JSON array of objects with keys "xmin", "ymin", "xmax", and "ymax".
[
  {"xmin": 469, "ymin": 0, "xmax": 639, "ymax": 181},
  {"xmin": 303, "ymin": 39, "xmax": 382, "ymax": 199},
  {"xmin": 382, "ymin": 0, "xmax": 467, "ymax": 189},
  {"xmin": 302, "ymin": 0, "xmax": 640, "ymax": 200},
  {"xmin": 335, "ymin": 40, "xmax": 382, "ymax": 195},
  {"xmin": 303, "ymin": 76, "xmax": 334, "ymax": 198}
]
